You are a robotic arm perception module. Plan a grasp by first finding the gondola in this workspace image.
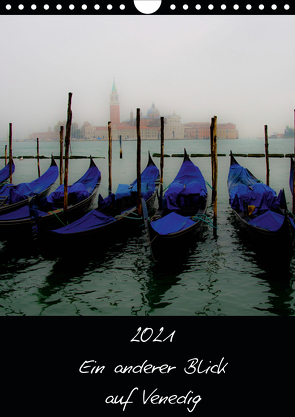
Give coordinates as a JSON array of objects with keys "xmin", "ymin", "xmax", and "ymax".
[
  {"xmin": 0, "ymin": 155, "xmax": 58, "ymax": 214},
  {"xmin": 228, "ymin": 151, "xmax": 295, "ymax": 254},
  {"xmin": 0, "ymin": 156, "xmax": 101, "ymax": 241},
  {"xmin": 0, "ymin": 160, "xmax": 15, "ymax": 189},
  {"xmin": 37, "ymin": 152, "xmax": 160, "ymax": 256},
  {"xmin": 143, "ymin": 149, "xmax": 208, "ymax": 262}
]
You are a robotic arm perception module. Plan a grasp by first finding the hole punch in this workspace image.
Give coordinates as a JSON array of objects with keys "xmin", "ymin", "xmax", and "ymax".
[{"xmin": 134, "ymin": 1, "xmax": 162, "ymax": 14}]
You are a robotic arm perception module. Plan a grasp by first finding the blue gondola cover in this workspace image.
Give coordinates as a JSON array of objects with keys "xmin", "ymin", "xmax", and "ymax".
[
  {"xmin": 228, "ymin": 163, "xmax": 280, "ymax": 214},
  {"xmin": 37, "ymin": 164, "xmax": 100, "ymax": 211},
  {"xmin": 52, "ymin": 210, "xmax": 116, "ymax": 234},
  {"xmin": 248, "ymin": 211, "xmax": 285, "ymax": 232},
  {"xmin": 150, "ymin": 211, "xmax": 195, "ymax": 235},
  {"xmin": 164, "ymin": 160, "xmax": 207, "ymax": 212},
  {"xmin": 0, "ymin": 161, "xmax": 58, "ymax": 204},
  {"xmin": 0, "ymin": 161, "xmax": 15, "ymax": 185},
  {"xmin": 115, "ymin": 164, "xmax": 159, "ymax": 202}
]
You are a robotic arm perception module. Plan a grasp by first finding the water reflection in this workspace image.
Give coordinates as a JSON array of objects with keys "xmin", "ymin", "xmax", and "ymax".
[{"xmin": 228, "ymin": 212, "xmax": 295, "ymax": 315}]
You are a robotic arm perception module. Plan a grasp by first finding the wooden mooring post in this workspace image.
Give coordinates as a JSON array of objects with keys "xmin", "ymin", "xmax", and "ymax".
[
  {"xmin": 5, "ymin": 145, "xmax": 7, "ymax": 165},
  {"xmin": 136, "ymin": 108, "xmax": 142, "ymax": 217},
  {"xmin": 160, "ymin": 116, "xmax": 164, "ymax": 207},
  {"xmin": 119, "ymin": 135, "xmax": 122, "ymax": 159},
  {"xmin": 264, "ymin": 125, "xmax": 270, "ymax": 186},
  {"xmin": 293, "ymin": 109, "xmax": 295, "ymax": 214},
  {"xmin": 108, "ymin": 121, "xmax": 112, "ymax": 194},
  {"xmin": 9, "ymin": 123, "xmax": 12, "ymax": 183},
  {"xmin": 63, "ymin": 92, "xmax": 73, "ymax": 214},
  {"xmin": 36, "ymin": 137, "xmax": 41, "ymax": 177},
  {"xmin": 210, "ymin": 116, "xmax": 218, "ymax": 236},
  {"xmin": 59, "ymin": 126, "xmax": 64, "ymax": 185}
]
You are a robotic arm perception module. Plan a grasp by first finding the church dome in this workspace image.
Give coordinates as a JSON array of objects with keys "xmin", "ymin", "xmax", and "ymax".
[{"xmin": 147, "ymin": 102, "xmax": 160, "ymax": 118}]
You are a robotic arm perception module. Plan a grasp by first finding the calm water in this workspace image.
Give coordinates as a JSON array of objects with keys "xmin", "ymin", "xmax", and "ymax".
[{"xmin": 0, "ymin": 138, "xmax": 295, "ymax": 316}]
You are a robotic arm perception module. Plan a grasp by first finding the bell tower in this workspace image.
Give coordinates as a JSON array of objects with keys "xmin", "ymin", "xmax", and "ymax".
[{"xmin": 110, "ymin": 78, "xmax": 120, "ymax": 126}]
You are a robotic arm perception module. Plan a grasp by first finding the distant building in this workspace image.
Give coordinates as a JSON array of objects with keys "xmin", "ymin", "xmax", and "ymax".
[
  {"xmin": 28, "ymin": 131, "xmax": 59, "ymax": 141},
  {"xmin": 184, "ymin": 122, "xmax": 238, "ymax": 139},
  {"xmin": 86, "ymin": 80, "xmax": 238, "ymax": 140},
  {"xmin": 110, "ymin": 78, "xmax": 120, "ymax": 126},
  {"xmin": 29, "ymin": 80, "xmax": 238, "ymax": 141}
]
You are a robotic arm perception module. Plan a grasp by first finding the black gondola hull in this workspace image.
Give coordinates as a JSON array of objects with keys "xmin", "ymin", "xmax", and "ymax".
[
  {"xmin": 148, "ymin": 205, "xmax": 207, "ymax": 262},
  {"xmin": 228, "ymin": 151, "xmax": 295, "ymax": 257},
  {"xmin": 37, "ymin": 153, "xmax": 160, "ymax": 257},
  {"xmin": 0, "ymin": 156, "xmax": 58, "ymax": 215},
  {"xmin": 0, "ymin": 182, "xmax": 100, "ymax": 241},
  {"xmin": 231, "ymin": 209, "xmax": 294, "ymax": 255},
  {"xmin": 37, "ymin": 187, "xmax": 158, "ymax": 257},
  {"xmin": 144, "ymin": 149, "xmax": 208, "ymax": 262}
]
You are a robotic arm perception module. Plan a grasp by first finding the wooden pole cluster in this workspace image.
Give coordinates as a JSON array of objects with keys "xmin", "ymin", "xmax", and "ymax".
[
  {"xmin": 210, "ymin": 116, "xmax": 218, "ymax": 236},
  {"xmin": 264, "ymin": 125, "xmax": 270, "ymax": 186},
  {"xmin": 293, "ymin": 109, "xmax": 295, "ymax": 214},
  {"xmin": 136, "ymin": 108, "xmax": 142, "ymax": 217},
  {"xmin": 160, "ymin": 116, "xmax": 164, "ymax": 206},
  {"xmin": 108, "ymin": 121, "xmax": 112, "ymax": 195},
  {"xmin": 63, "ymin": 92, "xmax": 73, "ymax": 214},
  {"xmin": 59, "ymin": 126, "xmax": 64, "ymax": 185},
  {"xmin": 9, "ymin": 123, "xmax": 12, "ymax": 183},
  {"xmin": 119, "ymin": 135, "xmax": 123, "ymax": 159},
  {"xmin": 36, "ymin": 137, "xmax": 41, "ymax": 178}
]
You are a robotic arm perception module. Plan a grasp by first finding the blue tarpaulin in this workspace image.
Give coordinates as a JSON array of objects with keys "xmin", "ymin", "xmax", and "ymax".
[
  {"xmin": 248, "ymin": 210, "xmax": 285, "ymax": 232},
  {"xmin": 228, "ymin": 163, "xmax": 280, "ymax": 214},
  {"xmin": 52, "ymin": 210, "xmax": 116, "ymax": 234},
  {"xmin": 150, "ymin": 211, "xmax": 195, "ymax": 235},
  {"xmin": 0, "ymin": 161, "xmax": 15, "ymax": 185},
  {"xmin": 150, "ymin": 152, "xmax": 207, "ymax": 236},
  {"xmin": 164, "ymin": 160, "xmax": 207, "ymax": 212},
  {"xmin": 0, "ymin": 205, "xmax": 48, "ymax": 221},
  {"xmin": 37, "ymin": 162, "xmax": 100, "ymax": 211},
  {"xmin": 48, "ymin": 157, "xmax": 158, "ymax": 236},
  {"xmin": 0, "ymin": 159, "xmax": 58, "ymax": 204},
  {"xmin": 115, "ymin": 164, "xmax": 159, "ymax": 202},
  {"xmin": 0, "ymin": 160, "xmax": 100, "ymax": 223}
]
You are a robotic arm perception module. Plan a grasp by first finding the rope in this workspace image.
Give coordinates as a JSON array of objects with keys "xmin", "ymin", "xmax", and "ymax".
[
  {"xmin": 191, "ymin": 213, "xmax": 218, "ymax": 229},
  {"xmin": 99, "ymin": 184, "xmax": 113, "ymax": 194},
  {"xmin": 116, "ymin": 209, "xmax": 143, "ymax": 220},
  {"xmin": 48, "ymin": 210, "xmax": 68, "ymax": 226},
  {"xmin": 205, "ymin": 181, "xmax": 213, "ymax": 189}
]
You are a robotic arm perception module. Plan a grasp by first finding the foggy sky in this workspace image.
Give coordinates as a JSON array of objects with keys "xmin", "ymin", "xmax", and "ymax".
[{"xmin": 0, "ymin": 14, "xmax": 294, "ymax": 140}]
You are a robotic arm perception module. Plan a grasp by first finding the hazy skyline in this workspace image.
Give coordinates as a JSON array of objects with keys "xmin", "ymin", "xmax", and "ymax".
[{"xmin": 0, "ymin": 14, "xmax": 294, "ymax": 140}]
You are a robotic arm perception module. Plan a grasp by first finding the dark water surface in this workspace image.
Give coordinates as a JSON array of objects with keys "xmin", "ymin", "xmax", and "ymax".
[{"xmin": 0, "ymin": 138, "xmax": 294, "ymax": 316}]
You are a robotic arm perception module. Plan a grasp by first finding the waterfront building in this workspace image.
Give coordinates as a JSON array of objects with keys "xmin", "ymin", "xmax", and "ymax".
[{"xmin": 29, "ymin": 81, "xmax": 238, "ymax": 140}]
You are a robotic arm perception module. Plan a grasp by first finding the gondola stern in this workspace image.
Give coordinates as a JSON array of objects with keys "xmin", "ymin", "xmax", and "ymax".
[
  {"xmin": 229, "ymin": 150, "xmax": 239, "ymax": 167},
  {"xmin": 141, "ymin": 197, "xmax": 157, "ymax": 262},
  {"xmin": 50, "ymin": 154, "xmax": 58, "ymax": 167},
  {"xmin": 183, "ymin": 148, "xmax": 190, "ymax": 162},
  {"xmin": 147, "ymin": 151, "xmax": 156, "ymax": 167}
]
